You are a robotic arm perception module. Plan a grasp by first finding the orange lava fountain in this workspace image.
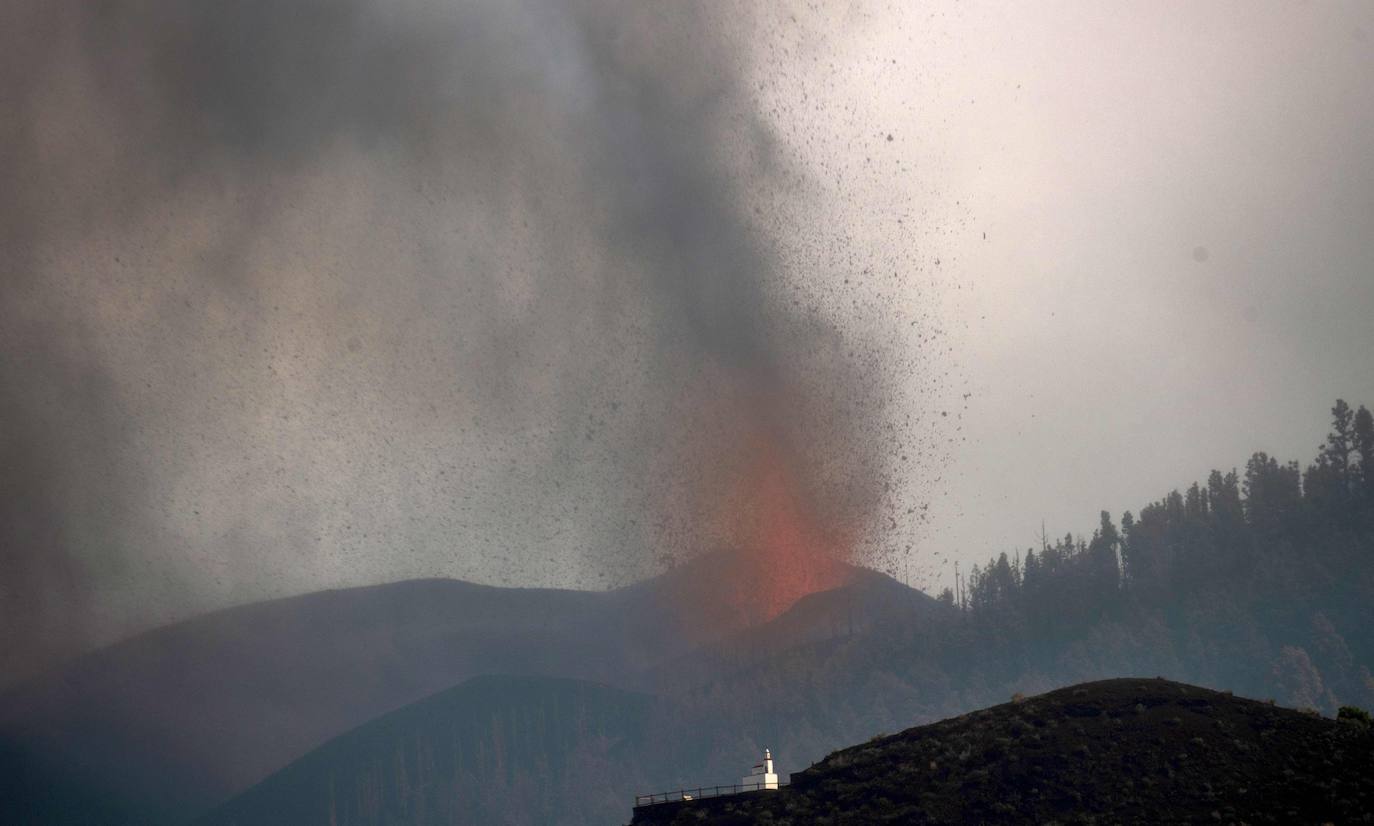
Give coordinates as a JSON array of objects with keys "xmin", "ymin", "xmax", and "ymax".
[
  {"xmin": 649, "ymin": 370, "xmax": 871, "ymax": 641},
  {"xmin": 717, "ymin": 432, "xmax": 854, "ymax": 624}
]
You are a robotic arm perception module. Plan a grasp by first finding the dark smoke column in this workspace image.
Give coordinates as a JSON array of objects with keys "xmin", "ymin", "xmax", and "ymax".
[{"xmin": 0, "ymin": 0, "xmax": 910, "ymax": 682}]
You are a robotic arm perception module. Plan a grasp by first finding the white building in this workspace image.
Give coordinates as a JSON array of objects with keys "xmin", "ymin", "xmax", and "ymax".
[{"xmin": 740, "ymin": 748, "xmax": 780, "ymax": 791}]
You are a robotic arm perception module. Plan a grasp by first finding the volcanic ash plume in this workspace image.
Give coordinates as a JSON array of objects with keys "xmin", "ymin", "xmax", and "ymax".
[{"xmin": 0, "ymin": 0, "xmax": 915, "ymax": 680}]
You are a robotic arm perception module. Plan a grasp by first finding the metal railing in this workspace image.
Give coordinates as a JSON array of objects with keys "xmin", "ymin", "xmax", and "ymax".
[{"xmin": 634, "ymin": 781, "xmax": 787, "ymax": 807}]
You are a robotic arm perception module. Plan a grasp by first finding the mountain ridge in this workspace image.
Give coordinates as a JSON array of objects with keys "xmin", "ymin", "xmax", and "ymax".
[{"xmin": 0, "ymin": 554, "xmax": 919, "ymax": 824}]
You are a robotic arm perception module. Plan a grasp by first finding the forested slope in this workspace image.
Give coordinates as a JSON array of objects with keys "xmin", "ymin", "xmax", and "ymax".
[
  {"xmin": 647, "ymin": 399, "xmax": 1374, "ymax": 798},
  {"xmin": 946, "ymin": 398, "xmax": 1374, "ymax": 713}
]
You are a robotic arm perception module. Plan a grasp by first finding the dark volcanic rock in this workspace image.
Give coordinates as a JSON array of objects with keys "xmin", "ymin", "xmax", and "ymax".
[{"xmin": 630, "ymin": 678, "xmax": 1374, "ymax": 825}]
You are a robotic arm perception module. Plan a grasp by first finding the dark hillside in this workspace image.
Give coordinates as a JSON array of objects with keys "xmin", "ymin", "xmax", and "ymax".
[
  {"xmin": 0, "ymin": 562, "xmax": 917, "ymax": 825},
  {"xmin": 0, "ymin": 579, "xmax": 626, "ymax": 823},
  {"xmin": 637, "ymin": 566, "xmax": 940, "ymax": 690},
  {"xmin": 624, "ymin": 399, "xmax": 1374, "ymax": 804},
  {"xmin": 631, "ymin": 678, "xmax": 1374, "ymax": 825},
  {"xmin": 4, "ymin": 401, "xmax": 1372, "ymax": 826},
  {"xmin": 198, "ymin": 675, "xmax": 657, "ymax": 826}
]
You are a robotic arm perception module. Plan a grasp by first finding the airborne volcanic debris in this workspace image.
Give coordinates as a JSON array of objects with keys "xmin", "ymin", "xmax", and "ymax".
[{"xmin": 0, "ymin": 0, "xmax": 953, "ymax": 680}]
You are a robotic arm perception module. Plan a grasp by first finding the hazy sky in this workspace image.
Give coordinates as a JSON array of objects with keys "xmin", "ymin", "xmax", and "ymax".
[
  {"xmin": 835, "ymin": 1, "xmax": 1374, "ymax": 582},
  {"xmin": 3, "ymin": 0, "xmax": 1373, "ymax": 679}
]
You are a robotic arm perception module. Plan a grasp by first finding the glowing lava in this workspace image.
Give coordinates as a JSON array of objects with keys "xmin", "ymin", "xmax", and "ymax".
[
  {"xmin": 713, "ymin": 429, "xmax": 855, "ymax": 625},
  {"xmin": 649, "ymin": 369, "xmax": 873, "ymax": 640}
]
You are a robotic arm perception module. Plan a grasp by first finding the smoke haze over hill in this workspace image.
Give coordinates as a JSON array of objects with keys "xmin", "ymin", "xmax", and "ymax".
[
  {"xmin": 0, "ymin": 1, "xmax": 949, "ymax": 682},
  {"xmin": 6, "ymin": 1, "xmax": 1374, "ymax": 689}
]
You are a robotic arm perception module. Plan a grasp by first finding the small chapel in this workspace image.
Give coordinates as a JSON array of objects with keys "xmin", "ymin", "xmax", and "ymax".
[
  {"xmin": 741, "ymin": 748, "xmax": 780, "ymax": 791},
  {"xmin": 632, "ymin": 747, "xmax": 784, "ymax": 811}
]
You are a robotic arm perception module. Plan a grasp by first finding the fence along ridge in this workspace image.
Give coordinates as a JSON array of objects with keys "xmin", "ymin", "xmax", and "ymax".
[{"xmin": 633, "ymin": 779, "xmax": 790, "ymax": 807}]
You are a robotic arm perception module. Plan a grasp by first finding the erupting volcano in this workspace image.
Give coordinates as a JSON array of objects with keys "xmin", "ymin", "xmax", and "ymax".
[
  {"xmin": 722, "ymin": 432, "xmax": 855, "ymax": 623},
  {"xmin": 649, "ymin": 368, "xmax": 880, "ymax": 641}
]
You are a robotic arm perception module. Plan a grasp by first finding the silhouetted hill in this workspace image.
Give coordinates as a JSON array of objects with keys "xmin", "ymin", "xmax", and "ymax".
[
  {"xmin": 640, "ymin": 565, "xmax": 940, "ymax": 689},
  {"xmin": 4, "ymin": 400, "xmax": 1374, "ymax": 826},
  {"xmin": 630, "ymin": 678, "xmax": 1374, "ymax": 825},
  {"xmin": 0, "ymin": 554, "xmax": 919, "ymax": 825},
  {"xmin": 0, "ymin": 579, "xmax": 624, "ymax": 824},
  {"xmin": 196, "ymin": 675, "xmax": 657, "ymax": 826}
]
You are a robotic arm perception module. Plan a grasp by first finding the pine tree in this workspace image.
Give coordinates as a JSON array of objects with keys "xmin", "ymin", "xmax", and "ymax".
[
  {"xmin": 1354, "ymin": 404, "xmax": 1374, "ymax": 501},
  {"xmin": 1087, "ymin": 510, "xmax": 1120, "ymax": 593},
  {"xmin": 1325, "ymin": 399, "xmax": 1356, "ymax": 495}
]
